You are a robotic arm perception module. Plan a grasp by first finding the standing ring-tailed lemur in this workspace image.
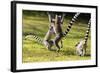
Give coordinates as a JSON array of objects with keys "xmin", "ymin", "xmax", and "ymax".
[
  {"xmin": 43, "ymin": 12, "xmax": 65, "ymax": 51},
  {"xmin": 53, "ymin": 13, "xmax": 80, "ymax": 51},
  {"xmin": 75, "ymin": 19, "xmax": 91, "ymax": 56}
]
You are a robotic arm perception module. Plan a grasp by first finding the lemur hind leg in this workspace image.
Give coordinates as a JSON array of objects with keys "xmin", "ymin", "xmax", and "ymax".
[
  {"xmin": 60, "ymin": 40, "xmax": 63, "ymax": 48},
  {"xmin": 54, "ymin": 34, "xmax": 63, "ymax": 52}
]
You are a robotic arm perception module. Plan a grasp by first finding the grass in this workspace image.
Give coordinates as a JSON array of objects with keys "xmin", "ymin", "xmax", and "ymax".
[{"xmin": 22, "ymin": 14, "xmax": 91, "ymax": 63}]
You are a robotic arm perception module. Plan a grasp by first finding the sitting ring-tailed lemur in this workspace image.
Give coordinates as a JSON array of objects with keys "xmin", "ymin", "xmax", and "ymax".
[
  {"xmin": 75, "ymin": 19, "xmax": 91, "ymax": 56},
  {"xmin": 43, "ymin": 12, "xmax": 65, "ymax": 51},
  {"xmin": 75, "ymin": 39, "xmax": 87, "ymax": 56}
]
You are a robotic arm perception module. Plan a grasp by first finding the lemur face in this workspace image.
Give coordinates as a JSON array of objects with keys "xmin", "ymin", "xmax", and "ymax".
[{"xmin": 75, "ymin": 40, "xmax": 86, "ymax": 56}]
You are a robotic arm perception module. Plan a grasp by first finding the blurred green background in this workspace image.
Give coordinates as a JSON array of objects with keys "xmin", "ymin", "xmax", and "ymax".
[{"xmin": 22, "ymin": 10, "xmax": 91, "ymax": 63}]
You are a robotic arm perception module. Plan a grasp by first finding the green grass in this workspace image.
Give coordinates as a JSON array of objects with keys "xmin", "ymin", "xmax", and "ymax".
[{"xmin": 22, "ymin": 14, "xmax": 91, "ymax": 63}]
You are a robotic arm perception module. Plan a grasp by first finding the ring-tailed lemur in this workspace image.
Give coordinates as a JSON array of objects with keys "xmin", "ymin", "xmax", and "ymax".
[
  {"xmin": 53, "ymin": 14, "xmax": 64, "ymax": 51},
  {"xmin": 52, "ymin": 13, "xmax": 80, "ymax": 51},
  {"xmin": 75, "ymin": 19, "xmax": 91, "ymax": 56}
]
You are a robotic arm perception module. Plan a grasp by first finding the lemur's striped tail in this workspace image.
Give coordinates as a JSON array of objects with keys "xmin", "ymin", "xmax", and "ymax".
[
  {"xmin": 84, "ymin": 19, "xmax": 91, "ymax": 44},
  {"xmin": 63, "ymin": 13, "xmax": 80, "ymax": 36},
  {"xmin": 25, "ymin": 35, "xmax": 43, "ymax": 44}
]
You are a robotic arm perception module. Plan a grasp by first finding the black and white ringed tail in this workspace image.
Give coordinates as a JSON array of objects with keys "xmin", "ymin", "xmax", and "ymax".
[
  {"xmin": 63, "ymin": 13, "xmax": 80, "ymax": 36},
  {"xmin": 84, "ymin": 19, "xmax": 91, "ymax": 44}
]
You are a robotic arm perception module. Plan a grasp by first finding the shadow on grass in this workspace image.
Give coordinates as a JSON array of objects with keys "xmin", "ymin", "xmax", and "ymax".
[
  {"xmin": 85, "ymin": 54, "xmax": 91, "ymax": 57},
  {"xmin": 55, "ymin": 49, "xmax": 91, "ymax": 57},
  {"xmin": 60, "ymin": 50, "xmax": 75, "ymax": 56}
]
